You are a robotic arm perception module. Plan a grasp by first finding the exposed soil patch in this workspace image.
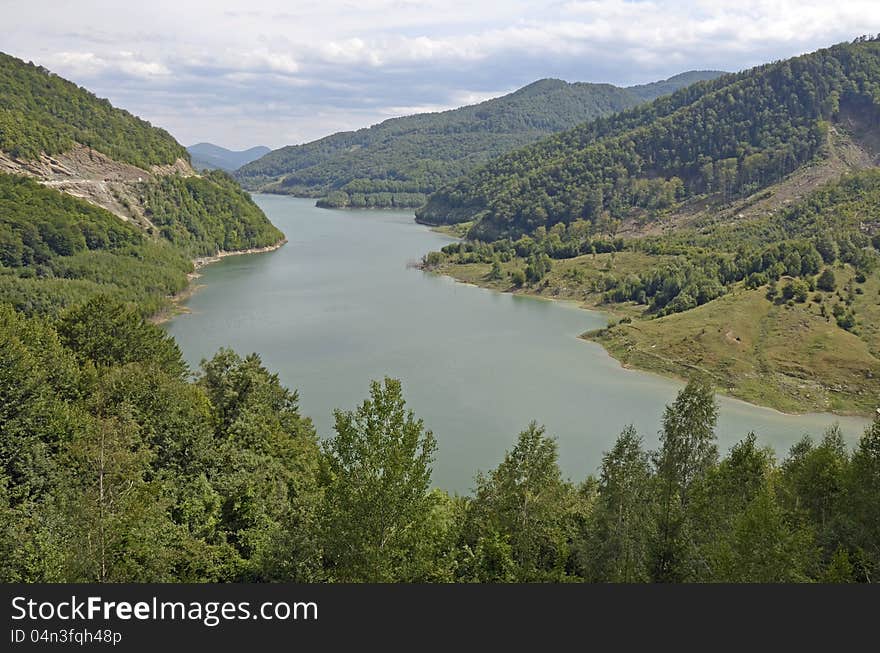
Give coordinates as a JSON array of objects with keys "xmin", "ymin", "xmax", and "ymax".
[
  {"xmin": 0, "ymin": 144, "xmax": 196, "ymax": 232},
  {"xmin": 618, "ymin": 108, "xmax": 880, "ymax": 239}
]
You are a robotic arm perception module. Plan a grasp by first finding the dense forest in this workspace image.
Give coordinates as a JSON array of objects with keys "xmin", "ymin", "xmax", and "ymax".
[
  {"xmin": 2, "ymin": 38, "xmax": 878, "ymax": 585},
  {"xmin": 431, "ymin": 169, "xmax": 880, "ymax": 319},
  {"xmin": 0, "ymin": 301, "xmax": 877, "ymax": 582},
  {"xmin": 138, "ymin": 170, "xmax": 284, "ymax": 256},
  {"xmin": 235, "ymin": 72, "xmax": 723, "ymax": 208},
  {"xmin": 0, "ymin": 174, "xmax": 191, "ymax": 316},
  {"xmin": 417, "ymin": 38, "xmax": 880, "ymax": 240},
  {"xmin": 0, "ymin": 55, "xmax": 286, "ymax": 316},
  {"xmin": 0, "ymin": 52, "xmax": 187, "ymax": 168},
  {"xmin": 0, "ymin": 171, "xmax": 284, "ymax": 317}
]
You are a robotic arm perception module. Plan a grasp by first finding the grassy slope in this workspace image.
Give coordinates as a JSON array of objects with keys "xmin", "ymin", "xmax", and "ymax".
[
  {"xmin": 593, "ymin": 279, "xmax": 880, "ymax": 415},
  {"xmin": 430, "ymin": 251, "xmax": 880, "ymax": 415},
  {"xmin": 425, "ymin": 112, "xmax": 880, "ymax": 415},
  {"xmin": 431, "ymin": 250, "xmax": 674, "ymax": 318}
]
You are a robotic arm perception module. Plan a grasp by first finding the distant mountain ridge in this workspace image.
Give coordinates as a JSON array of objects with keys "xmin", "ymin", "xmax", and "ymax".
[
  {"xmin": 187, "ymin": 143, "xmax": 271, "ymax": 172},
  {"xmin": 626, "ymin": 70, "xmax": 729, "ymax": 102},
  {"xmin": 234, "ymin": 70, "xmax": 725, "ymax": 208}
]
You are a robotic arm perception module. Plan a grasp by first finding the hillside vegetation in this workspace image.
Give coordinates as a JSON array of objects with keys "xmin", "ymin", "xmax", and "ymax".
[
  {"xmin": 0, "ymin": 52, "xmax": 186, "ymax": 168},
  {"xmin": 139, "ymin": 170, "xmax": 283, "ymax": 256},
  {"xmin": 235, "ymin": 72, "xmax": 723, "ymax": 208},
  {"xmin": 0, "ymin": 174, "xmax": 190, "ymax": 316},
  {"xmin": 417, "ymin": 38, "xmax": 880, "ymax": 240},
  {"xmin": 426, "ymin": 166, "xmax": 880, "ymax": 414},
  {"xmin": 0, "ymin": 167, "xmax": 282, "ymax": 316},
  {"xmin": 1, "ymin": 304, "xmax": 878, "ymax": 583},
  {"xmin": 1, "ymin": 40, "xmax": 879, "ymax": 586},
  {"xmin": 0, "ymin": 52, "xmax": 284, "ymax": 317}
]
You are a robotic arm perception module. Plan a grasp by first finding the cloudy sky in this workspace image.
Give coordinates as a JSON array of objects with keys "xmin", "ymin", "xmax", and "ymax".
[{"xmin": 2, "ymin": 1, "xmax": 878, "ymax": 150}]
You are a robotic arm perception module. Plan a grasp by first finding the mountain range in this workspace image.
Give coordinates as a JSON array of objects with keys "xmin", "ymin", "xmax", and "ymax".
[
  {"xmin": 187, "ymin": 143, "xmax": 271, "ymax": 172},
  {"xmin": 422, "ymin": 36, "xmax": 880, "ymax": 415},
  {"xmin": 416, "ymin": 39, "xmax": 880, "ymax": 240},
  {"xmin": 234, "ymin": 71, "xmax": 725, "ymax": 208},
  {"xmin": 1, "ymin": 35, "xmax": 879, "ymax": 587}
]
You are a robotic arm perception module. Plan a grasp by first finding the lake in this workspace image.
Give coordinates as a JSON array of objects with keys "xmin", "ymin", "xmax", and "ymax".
[{"xmin": 166, "ymin": 195, "xmax": 871, "ymax": 492}]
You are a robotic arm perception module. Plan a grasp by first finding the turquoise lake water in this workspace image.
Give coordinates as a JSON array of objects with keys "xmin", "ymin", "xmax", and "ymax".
[{"xmin": 166, "ymin": 195, "xmax": 871, "ymax": 492}]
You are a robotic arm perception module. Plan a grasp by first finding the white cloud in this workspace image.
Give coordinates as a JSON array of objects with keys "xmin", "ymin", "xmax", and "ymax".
[
  {"xmin": 451, "ymin": 89, "xmax": 513, "ymax": 106},
  {"xmin": 3, "ymin": 0, "xmax": 878, "ymax": 148},
  {"xmin": 49, "ymin": 51, "xmax": 170, "ymax": 78}
]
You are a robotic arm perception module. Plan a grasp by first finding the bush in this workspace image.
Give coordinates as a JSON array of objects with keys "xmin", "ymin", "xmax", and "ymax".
[
  {"xmin": 782, "ymin": 279, "xmax": 809, "ymax": 303},
  {"xmin": 511, "ymin": 269, "xmax": 526, "ymax": 287},
  {"xmin": 816, "ymin": 268, "xmax": 836, "ymax": 292}
]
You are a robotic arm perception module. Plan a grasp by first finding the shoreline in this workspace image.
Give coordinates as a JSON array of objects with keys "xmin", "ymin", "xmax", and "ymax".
[
  {"xmin": 191, "ymin": 238, "xmax": 288, "ymax": 269},
  {"xmin": 420, "ymin": 261, "xmax": 627, "ymax": 317},
  {"xmin": 248, "ymin": 190, "xmax": 425, "ymax": 212},
  {"xmin": 423, "ymin": 263, "xmax": 876, "ymax": 421},
  {"xmin": 151, "ymin": 238, "xmax": 287, "ymax": 325},
  {"xmin": 583, "ymin": 331, "xmax": 873, "ymax": 421}
]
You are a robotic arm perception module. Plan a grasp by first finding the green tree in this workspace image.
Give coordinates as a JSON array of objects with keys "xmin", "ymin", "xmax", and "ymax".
[
  {"xmin": 198, "ymin": 349, "xmax": 322, "ymax": 581},
  {"xmin": 651, "ymin": 377, "xmax": 719, "ymax": 582},
  {"xmin": 845, "ymin": 417, "xmax": 880, "ymax": 581},
  {"xmin": 779, "ymin": 427, "xmax": 849, "ymax": 561},
  {"xmin": 821, "ymin": 547, "xmax": 855, "ymax": 583},
  {"xmin": 782, "ymin": 279, "xmax": 809, "ymax": 303},
  {"xmin": 461, "ymin": 531, "xmax": 517, "ymax": 583},
  {"xmin": 688, "ymin": 433, "xmax": 816, "ymax": 581},
  {"xmin": 464, "ymin": 423, "xmax": 582, "ymax": 581},
  {"xmin": 717, "ymin": 485, "xmax": 817, "ymax": 582},
  {"xmin": 320, "ymin": 378, "xmax": 437, "ymax": 582},
  {"xmin": 488, "ymin": 258, "xmax": 503, "ymax": 281},
  {"xmin": 586, "ymin": 426, "xmax": 654, "ymax": 582},
  {"xmin": 816, "ymin": 234, "xmax": 839, "ymax": 263},
  {"xmin": 58, "ymin": 416, "xmax": 182, "ymax": 582},
  {"xmin": 58, "ymin": 297, "xmax": 187, "ymax": 378},
  {"xmin": 766, "ymin": 280, "xmax": 779, "ymax": 301},
  {"xmin": 816, "ymin": 268, "xmax": 837, "ymax": 292},
  {"xmin": 511, "ymin": 268, "xmax": 526, "ymax": 287}
]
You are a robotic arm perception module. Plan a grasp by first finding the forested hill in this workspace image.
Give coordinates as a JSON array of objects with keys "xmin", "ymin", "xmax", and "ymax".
[
  {"xmin": 233, "ymin": 71, "xmax": 724, "ymax": 208},
  {"xmin": 416, "ymin": 38, "xmax": 880, "ymax": 240},
  {"xmin": 626, "ymin": 70, "xmax": 729, "ymax": 102},
  {"xmin": 0, "ymin": 52, "xmax": 186, "ymax": 168},
  {"xmin": 0, "ymin": 52, "xmax": 284, "ymax": 317}
]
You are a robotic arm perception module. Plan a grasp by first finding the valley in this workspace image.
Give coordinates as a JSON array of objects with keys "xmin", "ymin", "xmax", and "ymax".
[
  {"xmin": 2, "ymin": 31, "xmax": 880, "ymax": 585},
  {"xmin": 165, "ymin": 196, "xmax": 870, "ymax": 492},
  {"xmin": 235, "ymin": 72, "xmax": 724, "ymax": 208}
]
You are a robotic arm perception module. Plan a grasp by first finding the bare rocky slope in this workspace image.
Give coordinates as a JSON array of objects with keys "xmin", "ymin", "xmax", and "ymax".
[{"xmin": 0, "ymin": 144, "xmax": 195, "ymax": 233}]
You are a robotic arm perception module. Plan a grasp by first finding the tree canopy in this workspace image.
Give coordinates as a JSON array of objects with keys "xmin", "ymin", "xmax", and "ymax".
[
  {"xmin": 1, "ymin": 300, "xmax": 877, "ymax": 583},
  {"xmin": 0, "ymin": 52, "xmax": 187, "ymax": 167},
  {"xmin": 417, "ymin": 39, "xmax": 880, "ymax": 240},
  {"xmin": 235, "ymin": 73, "xmax": 723, "ymax": 208}
]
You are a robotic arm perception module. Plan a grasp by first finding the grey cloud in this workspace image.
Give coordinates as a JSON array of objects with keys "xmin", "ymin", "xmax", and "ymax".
[{"xmin": 3, "ymin": 1, "xmax": 877, "ymax": 149}]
